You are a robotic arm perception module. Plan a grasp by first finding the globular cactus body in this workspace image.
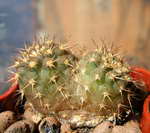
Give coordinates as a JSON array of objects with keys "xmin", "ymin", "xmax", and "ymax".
[
  {"xmin": 12, "ymin": 39, "xmax": 78, "ymax": 114},
  {"xmin": 74, "ymin": 47, "xmax": 133, "ymax": 117},
  {"xmin": 74, "ymin": 46, "xmax": 147, "ymax": 119}
]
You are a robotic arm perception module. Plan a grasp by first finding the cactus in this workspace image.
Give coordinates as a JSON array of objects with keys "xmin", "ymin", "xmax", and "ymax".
[
  {"xmin": 11, "ymin": 38, "xmax": 147, "ymax": 123},
  {"xmin": 74, "ymin": 46, "xmax": 146, "ymax": 118},
  {"xmin": 11, "ymin": 38, "xmax": 78, "ymax": 114}
]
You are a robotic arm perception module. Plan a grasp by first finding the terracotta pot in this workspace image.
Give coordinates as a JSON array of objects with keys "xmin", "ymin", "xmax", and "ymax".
[
  {"xmin": 130, "ymin": 67, "xmax": 150, "ymax": 133},
  {"xmin": 0, "ymin": 84, "xmax": 19, "ymax": 101},
  {"xmin": 0, "ymin": 83, "xmax": 19, "ymax": 112},
  {"xmin": 140, "ymin": 95, "xmax": 150, "ymax": 133},
  {"xmin": 130, "ymin": 67, "xmax": 150, "ymax": 92}
]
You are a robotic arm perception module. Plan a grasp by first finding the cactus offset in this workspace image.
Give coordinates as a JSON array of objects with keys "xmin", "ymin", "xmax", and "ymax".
[
  {"xmin": 74, "ymin": 46, "xmax": 146, "ymax": 118},
  {"xmin": 11, "ymin": 38, "xmax": 78, "ymax": 114}
]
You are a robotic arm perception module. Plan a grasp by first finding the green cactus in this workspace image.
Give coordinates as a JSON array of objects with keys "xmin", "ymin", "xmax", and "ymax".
[
  {"xmin": 11, "ymin": 38, "xmax": 146, "ymax": 123},
  {"xmin": 74, "ymin": 46, "xmax": 140, "ymax": 118},
  {"xmin": 11, "ymin": 38, "xmax": 78, "ymax": 114}
]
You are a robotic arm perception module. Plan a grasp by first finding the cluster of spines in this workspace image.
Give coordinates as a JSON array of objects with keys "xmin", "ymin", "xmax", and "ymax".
[{"xmin": 11, "ymin": 40, "xmax": 73, "ymax": 69}]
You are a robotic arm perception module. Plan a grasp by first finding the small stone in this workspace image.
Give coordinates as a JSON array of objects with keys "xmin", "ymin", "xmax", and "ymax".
[
  {"xmin": 4, "ymin": 120, "xmax": 35, "ymax": 133},
  {"xmin": 0, "ymin": 111, "xmax": 16, "ymax": 133},
  {"xmin": 92, "ymin": 121, "xmax": 113, "ymax": 133},
  {"xmin": 61, "ymin": 123, "xmax": 73, "ymax": 133},
  {"xmin": 39, "ymin": 117, "xmax": 61, "ymax": 133},
  {"xmin": 112, "ymin": 120, "xmax": 142, "ymax": 133},
  {"xmin": 58, "ymin": 110, "xmax": 104, "ymax": 128}
]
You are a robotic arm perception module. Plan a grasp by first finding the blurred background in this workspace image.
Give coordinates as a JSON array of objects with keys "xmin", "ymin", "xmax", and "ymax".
[{"xmin": 0, "ymin": 0, "xmax": 150, "ymax": 84}]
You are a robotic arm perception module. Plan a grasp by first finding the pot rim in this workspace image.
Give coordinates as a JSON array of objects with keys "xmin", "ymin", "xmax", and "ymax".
[{"xmin": 0, "ymin": 83, "xmax": 19, "ymax": 101}]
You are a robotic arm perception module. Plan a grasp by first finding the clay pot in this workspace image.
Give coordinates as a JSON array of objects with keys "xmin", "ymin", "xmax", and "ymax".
[
  {"xmin": 140, "ymin": 95, "xmax": 150, "ymax": 133},
  {"xmin": 0, "ymin": 83, "xmax": 19, "ymax": 101},
  {"xmin": 0, "ymin": 83, "xmax": 20, "ymax": 112}
]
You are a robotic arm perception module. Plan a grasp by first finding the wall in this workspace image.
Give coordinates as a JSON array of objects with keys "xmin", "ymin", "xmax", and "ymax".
[{"xmin": 36, "ymin": 0, "xmax": 150, "ymax": 68}]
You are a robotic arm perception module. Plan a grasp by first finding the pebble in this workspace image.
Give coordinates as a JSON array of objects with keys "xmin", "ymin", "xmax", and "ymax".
[
  {"xmin": 93, "ymin": 121, "xmax": 113, "ymax": 133},
  {"xmin": 58, "ymin": 110, "xmax": 104, "ymax": 128},
  {"xmin": 39, "ymin": 117, "xmax": 61, "ymax": 133},
  {"xmin": 0, "ymin": 111, "xmax": 16, "ymax": 133},
  {"xmin": 4, "ymin": 120, "xmax": 35, "ymax": 133}
]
